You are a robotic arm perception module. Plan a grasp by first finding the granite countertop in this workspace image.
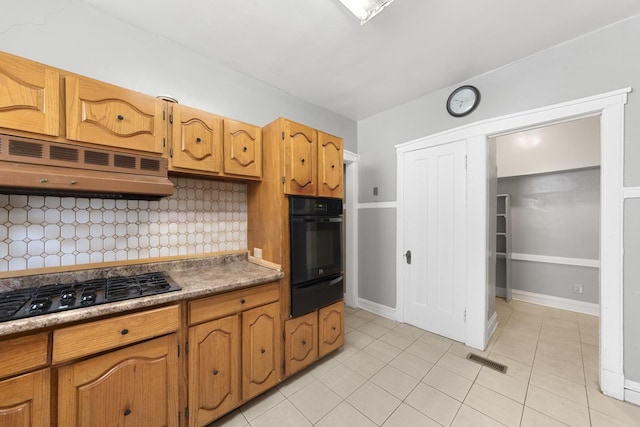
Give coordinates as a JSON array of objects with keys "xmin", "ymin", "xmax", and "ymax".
[{"xmin": 0, "ymin": 253, "xmax": 284, "ymax": 337}]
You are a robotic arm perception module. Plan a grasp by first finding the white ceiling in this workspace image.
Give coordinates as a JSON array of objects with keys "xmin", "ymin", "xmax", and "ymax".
[{"xmin": 82, "ymin": 0, "xmax": 640, "ymax": 121}]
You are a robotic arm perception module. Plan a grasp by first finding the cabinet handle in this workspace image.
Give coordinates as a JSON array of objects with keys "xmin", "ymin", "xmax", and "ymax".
[
  {"xmin": 301, "ymin": 158, "xmax": 305, "ymax": 164},
  {"xmin": 117, "ymin": 114, "xmax": 124, "ymax": 121},
  {"xmin": 124, "ymin": 409, "xmax": 131, "ymax": 416},
  {"xmin": 213, "ymin": 369, "xmax": 219, "ymax": 376},
  {"xmin": 196, "ymin": 137, "xmax": 201, "ymax": 143},
  {"xmin": 70, "ymin": 180, "xmax": 77, "ymax": 185},
  {"xmin": 260, "ymin": 348, "xmax": 266, "ymax": 354},
  {"xmin": 121, "ymin": 329, "xmax": 129, "ymax": 335},
  {"xmin": 40, "ymin": 178, "xmax": 48, "ymax": 183},
  {"xmin": 332, "ymin": 326, "xmax": 336, "ymax": 331},
  {"xmin": 302, "ymin": 340, "xmax": 307, "ymax": 345},
  {"xmin": 242, "ymin": 146, "xmax": 247, "ymax": 152},
  {"xmin": 240, "ymin": 298, "xmax": 246, "ymax": 304},
  {"xmin": 331, "ymin": 164, "xmax": 335, "ymax": 169}
]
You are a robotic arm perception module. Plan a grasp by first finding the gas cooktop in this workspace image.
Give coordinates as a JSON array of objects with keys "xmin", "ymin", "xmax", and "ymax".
[{"xmin": 0, "ymin": 272, "xmax": 181, "ymax": 322}]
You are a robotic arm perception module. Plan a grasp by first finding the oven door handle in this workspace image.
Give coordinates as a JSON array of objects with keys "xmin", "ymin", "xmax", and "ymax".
[
  {"xmin": 292, "ymin": 217, "xmax": 342, "ymax": 223},
  {"xmin": 295, "ymin": 275, "xmax": 343, "ymax": 290}
]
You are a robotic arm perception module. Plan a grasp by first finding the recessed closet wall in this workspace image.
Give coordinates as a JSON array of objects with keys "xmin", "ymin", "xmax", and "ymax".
[{"xmin": 493, "ymin": 116, "xmax": 601, "ymax": 306}]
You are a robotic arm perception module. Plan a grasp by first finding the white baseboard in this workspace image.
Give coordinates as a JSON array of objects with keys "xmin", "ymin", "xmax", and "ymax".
[
  {"xmin": 511, "ymin": 289, "xmax": 599, "ymax": 316},
  {"xmin": 625, "ymin": 380, "xmax": 640, "ymax": 406},
  {"xmin": 486, "ymin": 310, "xmax": 498, "ymax": 344},
  {"xmin": 357, "ymin": 297, "xmax": 397, "ymax": 321}
]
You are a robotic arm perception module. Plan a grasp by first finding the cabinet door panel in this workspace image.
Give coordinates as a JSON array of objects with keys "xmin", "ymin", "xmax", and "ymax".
[
  {"xmin": 171, "ymin": 104, "xmax": 223, "ymax": 173},
  {"xmin": 317, "ymin": 131, "xmax": 344, "ymax": 199},
  {"xmin": 223, "ymin": 118, "xmax": 262, "ymax": 179},
  {"xmin": 0, "ymin": 369, "xmax": 50, "ymax": 427},
  {"xmin": 283, "ymin": 120, "xmax": 316, "ymax": 196},
  {"xmin": 318, "ymin": 301, "xmax": 344, "ymax": 358},
  {"xmin": 189, "ymin": 315, "xmax": 241, "ymax": 427},
  {"xmin": 0, "ymin": 51, "xmax": 60, "ymax": 137},
  {"xmin": 242, "ymin": 302, "xmax": 280, "ymax": 400},
  {"xmin": 284, "ymin": 312, "xmax": 318, "ymax": 376},
  {"xmin": 66, "ymin": 75, "xmax": 165, "ymax": 153},
  {"xmin": 58, "ymin": 334, "xmax": 179, "ymax": 427}
]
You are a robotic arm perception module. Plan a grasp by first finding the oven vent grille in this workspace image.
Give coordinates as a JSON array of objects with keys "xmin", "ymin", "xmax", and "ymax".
[
  {"xmin": 466, "ymin": 353, "xmax": 508, "ymax": 373},
  {"xmin": 0, "ymin": 134, "xmax": 166, "ymax": 177},
  {"xmin": 9, "ymin": 140, "xmax": 43, "ymax": 159}
]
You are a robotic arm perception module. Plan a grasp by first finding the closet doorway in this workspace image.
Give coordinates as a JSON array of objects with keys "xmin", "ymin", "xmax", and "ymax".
[{"xmin": 490, "ymin": 117, "xmax": 601, "ymax": 314}]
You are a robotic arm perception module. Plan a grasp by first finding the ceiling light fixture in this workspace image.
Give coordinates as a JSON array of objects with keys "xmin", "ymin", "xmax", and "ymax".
[{"xmin": 337, "ymin": 0, "xmax": 397, "ymax": 25}]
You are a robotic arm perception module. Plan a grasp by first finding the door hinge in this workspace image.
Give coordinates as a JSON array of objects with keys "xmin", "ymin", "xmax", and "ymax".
[
  {"xmin": 163, "ymin": 110, "xmax": 166, "ymax": 120},
  {"xmin": 282, "ymin": 359, "xmax": 286, "ymax": 372},
  {"xmin": 170, "ymin": 113, "xmax": 173, "ymax": 124},
  {"xmin": 178, "ymin": 411, "xmax": 181, "ymax": 427},
  {"xmin": 464, "ymin": 155, "xmax": 468, "ymax": 170},
  {"xmin": 163, "ymin": 137, "xmax": 166, "ymax": 148},
  {"xmin": 177, "ymin": 344, "xmax": 180, "ymax": 357},
  {"xmin": 464, "ymin": 309, "xmax": 467, "ymax": 323},
  {"xmin": 281, "ymin": 176, "xmax": 286, "ymax": 184},
  {"xmin": 281, "ymin": 131, "xmax": 285, "ymax": 140},
  {"xmin": 185, "ymin": 341, "xmax": 189, "ymax": 354},
  {"xmin": 185, "ymin": 407, "xmax": 189, "ymax": 420},
  {"xmin": 169, "ymin": 147, "xmax": 174, "ymax": 157}
]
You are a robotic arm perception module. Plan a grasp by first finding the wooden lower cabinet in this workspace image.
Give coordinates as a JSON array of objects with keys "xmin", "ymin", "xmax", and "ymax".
[
  {"xmin": 0, "ymin": 368, "xmax": 50, "ymax": 427},
  {"xmin": 318, "ymin": 301, "xmax": 345, "ymax": 358},
  {"xmin": 57, "ymin": 334, "xmax": 180, "ymax": 427},
  {"xmin": 242, "ymin": 302, "xmax": 281, "ymax": 401},
  {"xmin": 188, "ymin": 294, "xmax": 280, "ymax": 427},
  {"xmin": 284, "ymin": 311, "xmax": 318, "ymax": 376},
  {"xmin": 188, "ymin": 315, "xmax": 241, "ymax": 426}
]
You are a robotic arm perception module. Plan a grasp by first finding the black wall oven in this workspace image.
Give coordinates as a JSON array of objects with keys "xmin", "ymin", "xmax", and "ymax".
[{"xmin": 289, "ymin": 196, "xmax": 343, "ymax": 317}]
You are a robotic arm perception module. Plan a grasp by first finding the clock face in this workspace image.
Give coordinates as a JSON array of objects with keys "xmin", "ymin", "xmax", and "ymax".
[{"xmin": 447, "ymin": 85, "xmax": 480, "ymax": 117}]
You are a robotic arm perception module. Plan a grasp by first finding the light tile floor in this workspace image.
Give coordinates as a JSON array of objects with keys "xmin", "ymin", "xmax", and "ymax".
[{"xmin": 211, "ymin": 298, "xmax": 640, "ymax": 426}]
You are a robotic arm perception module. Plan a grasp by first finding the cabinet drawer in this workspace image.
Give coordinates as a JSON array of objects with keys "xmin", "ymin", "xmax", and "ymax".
[
  {"xmin": 0, "ymin": 332, "xmax": 49, "ymax": 379},
  {"xmin": 53, "ymin": 305, "xmax": 180, "ymax": 364},
  {"xmin": 189, "ymin": 283, "xmax": 279, "ymax": 325}
]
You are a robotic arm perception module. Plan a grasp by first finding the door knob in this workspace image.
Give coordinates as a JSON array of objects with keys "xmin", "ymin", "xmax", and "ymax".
[{"xmin": 404, "ymin": 250, "xmax": 412, "ymax": 264}]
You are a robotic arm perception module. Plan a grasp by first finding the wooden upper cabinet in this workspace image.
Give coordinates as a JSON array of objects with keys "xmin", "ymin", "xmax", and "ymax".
[
  {"xmin": 223, "ymin": 118, "xmax": 262, "ymax": 179},
  {"xmin": 317, "ymin": 131, "xmax": 344, "ymax": 199},
  {"xmin": 170, "ymin": 104, "xmax": 223, "ymax": 173},
  {"xmin": 65, "ymin": 75, "xmax": 165, "ymax": 153},
  {"xmin": 283, "ymin": 119, "xmax": 317, "ymax": 196},
  {"xmin": 0, "ymin": 51, "xmax": 60, "ymax": 137}
]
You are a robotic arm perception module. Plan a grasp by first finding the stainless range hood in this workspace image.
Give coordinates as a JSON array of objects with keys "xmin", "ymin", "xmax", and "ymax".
[{"xmin": 0, "ymin": 134, "xmax": 174, "ymax": 199}]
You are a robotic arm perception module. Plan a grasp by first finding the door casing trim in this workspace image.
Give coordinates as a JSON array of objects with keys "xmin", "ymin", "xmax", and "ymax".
[{"xmin": 395, "ymin": 87, "xmax": 629, "ymax": 400}]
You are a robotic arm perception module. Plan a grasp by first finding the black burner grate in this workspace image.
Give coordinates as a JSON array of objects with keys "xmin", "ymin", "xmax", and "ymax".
[
  {"xmin": 0, "ymin": 272, "xmax": 180, "ymax": 322},
  {"xmin": 0, "ymin": 289, "xmax": 32, "ymax": 321}
]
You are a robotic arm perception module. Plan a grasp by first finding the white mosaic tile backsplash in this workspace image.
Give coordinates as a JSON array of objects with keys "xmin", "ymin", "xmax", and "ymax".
[{"xmin": 0, "ymin": 176, "xmax": 247, "ymax": 272}]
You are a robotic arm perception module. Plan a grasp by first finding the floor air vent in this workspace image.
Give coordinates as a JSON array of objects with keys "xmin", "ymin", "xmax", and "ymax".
[{"xmin": 466, "ymin": 353, "xmax": 508, "ymax": 373}]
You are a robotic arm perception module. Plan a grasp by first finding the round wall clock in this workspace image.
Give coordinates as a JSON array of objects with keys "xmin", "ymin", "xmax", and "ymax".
[{"xmin": 446, "ymin": 85, "xmax": 480, "ymax": 117}]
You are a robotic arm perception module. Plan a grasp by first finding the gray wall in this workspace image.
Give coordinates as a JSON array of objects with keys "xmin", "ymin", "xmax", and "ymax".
[
  {"xmin": 499, "ymin": 169, "xmax": 600, "ymax": 260},
  {"xmin": 0, "ymin": 0, "xmax": 357, "ymax": 152},
  {"xmin": 498, "ymin": 168, "xmax": 600, "ymax": 304},
  {"xmin": 358, "ymin": 208, "xmax": 396, "ymax": 307},
  {"xmin": 357, "ymin": 15, "xmax": 640, "ymax": 381}
]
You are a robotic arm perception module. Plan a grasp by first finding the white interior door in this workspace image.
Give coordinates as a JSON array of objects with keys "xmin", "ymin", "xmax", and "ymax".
[{"xmin": 402, "ymin": 140, "xmax": 467, "ymax": 342}]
